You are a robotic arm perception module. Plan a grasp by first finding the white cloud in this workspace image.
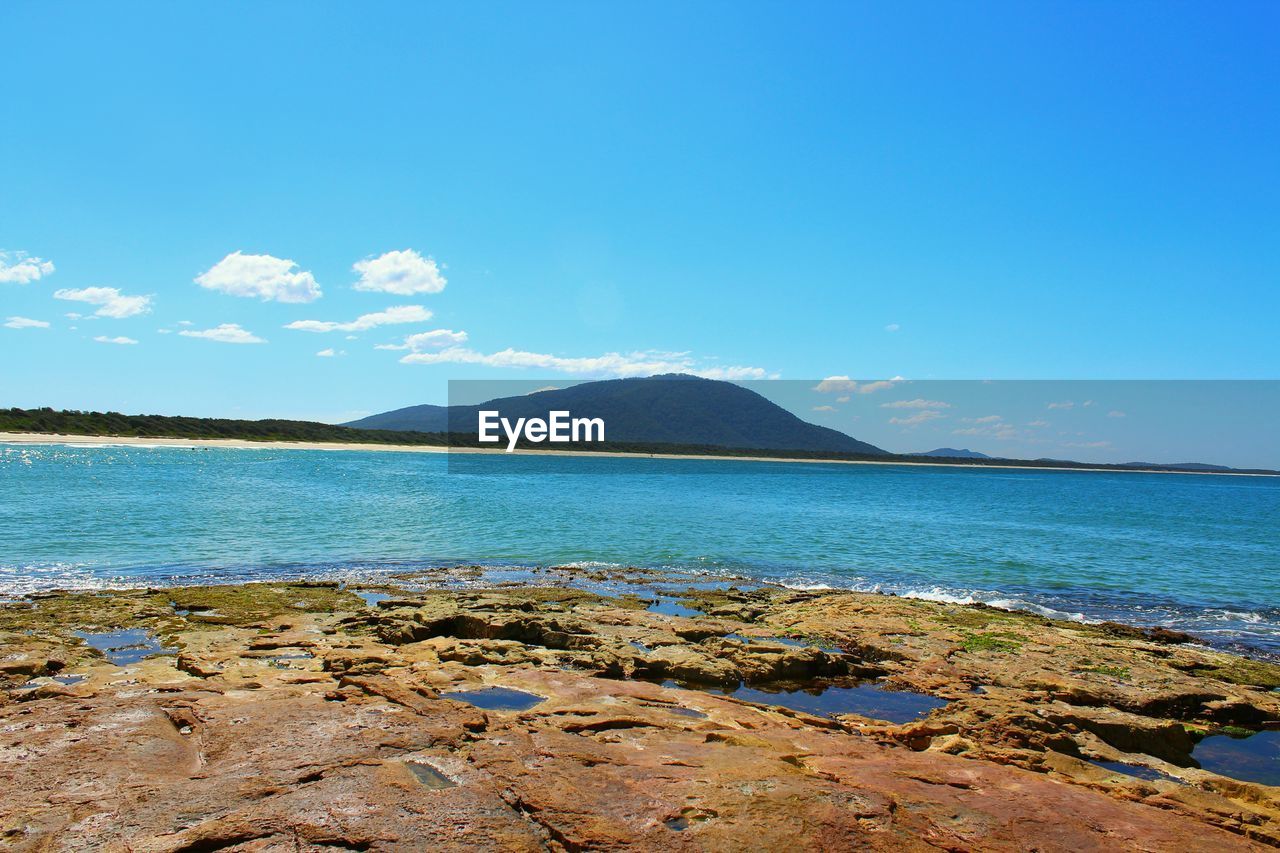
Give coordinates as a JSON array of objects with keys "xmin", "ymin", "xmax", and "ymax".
[
  {"xmin": 316, "ymin": 348, "xmax": 345, "ymax": 358},
  {"xmin": 179, "ymin": 323, "xmax": 266, "ymax": 344},
  {"xmin": 815, "ymin": 376, "xmax": 857, "ymax": 393},
  {"xmin": 890, "ymin": 410, "xmax": 945, "ymax": 427},
  {"xmin": 1082, "ymin": 400, "xmax": 1096, "ymax": 407},
  {"xmin": 881, "ymin": 399, "xmax": 951, "ymax": 410},
  {"xmin": 884, "ymin": 323, "xmax": 900, "ymax": 332},
  {"xmin": 377, "ymin": 328, "xmax": 469, "ymax": 351},
  {"xmin": 813, "ymin": 377, "xmax": 899, "ymax": 394},
  {"xmin": 0, "ymin": 251, "xmax": 55, "ymax": 284},
  {"xmin": 1108, "ymin": 410, "xmax": 1126, "ymax": 418},
  {"xmin": 962, "ymin": 415, "xmax": 1002, "ymax": 424},
  {"xmin": 94, "ymin": 335, "xmax": 138, "ymax": 345},
  {"xmin": 399, "ymin": 346, "xmax": 770, "ymax": 379},
  {"xmin": 1063, "ymin": 440, "xmax": 1110, "ymax": 449},
  {"xmin": 53, "ymin": 286, "xmax": 152, "ymax": 318},
  {"xmin": 954, "ymin": 425, "xmax": 1021, "ymax": 440},
  {"xmin": 1027, "ymin": 419, "xmax": 1050, "ymax": 428},
  {"xmin": 812, "ymin": 405, "xmax": 837, "ymax": 412},
  {"xmin": 835, "ymin": 395, "xmax": 851, "ymax": 403},
  {"xmin": 1047, "ymin": 401, "xmax": 1074, "ymax": 410},
  {"xmin": 4, "ymin": 316, "xmax": 49, "ymax": 329},
  {"xmin": 353, "ymin": 249, "xmax": 446, "ymax": 295},
  {"xmin": 178, "ymin": 320, "xmax": 194, "ymax": 326},
  {"xmin": 286, "ymin": 305, "xmax": 432, "ymax": 333},
  {"xmin": 195, "ymin": 251, "xmax": 321, "ymax": 303}
]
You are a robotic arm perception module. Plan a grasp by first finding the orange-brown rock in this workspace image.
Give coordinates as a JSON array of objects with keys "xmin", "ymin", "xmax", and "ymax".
[{"xmin": 0, "ymin": 573, "xmax": 1276, "ymax": 850}]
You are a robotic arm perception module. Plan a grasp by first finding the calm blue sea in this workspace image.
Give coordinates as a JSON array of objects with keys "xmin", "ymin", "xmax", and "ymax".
[{"xmin": 2, "ymin": 443, "xmax": 1278, "ymax": 654}]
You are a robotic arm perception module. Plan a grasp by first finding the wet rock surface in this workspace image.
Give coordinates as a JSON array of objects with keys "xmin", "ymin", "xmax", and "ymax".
[{"xmin": 0, "ymin": 569, "xmax": 1277, "ymax": 850}]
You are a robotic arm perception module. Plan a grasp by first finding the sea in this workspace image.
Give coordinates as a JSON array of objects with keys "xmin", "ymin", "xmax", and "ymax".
[{"xmin": 2, "ymin": 442, "xmax": 1278, "ymax": 656}]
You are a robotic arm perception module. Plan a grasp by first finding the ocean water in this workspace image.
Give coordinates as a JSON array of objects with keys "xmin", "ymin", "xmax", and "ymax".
[{"xmin": 2, "ymin": 443, "xmax": 1278, "ymax": 655}]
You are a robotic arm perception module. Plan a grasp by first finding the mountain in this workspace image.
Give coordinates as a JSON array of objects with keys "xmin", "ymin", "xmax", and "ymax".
[
  {"xmin": 344, "ymin": 375, "xmax": 887, "ymax": 455},
  {"xmin": 346, "ymin": 403, "xmax": 450, "ymax": 433},
  {"xmin": 911, "ymin": 448, "xmax": 991, "ymax": 459}
]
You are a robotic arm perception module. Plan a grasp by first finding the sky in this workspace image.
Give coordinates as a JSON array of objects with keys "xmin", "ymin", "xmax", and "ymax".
[{"xmin": 2, "ymin": 3, "xmax": 1278, "ymax": 460}]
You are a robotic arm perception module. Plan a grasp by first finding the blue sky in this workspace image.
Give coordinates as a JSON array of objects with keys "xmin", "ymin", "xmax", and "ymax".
[{"xmin": 2, "ymin": 3, "xmax": 1278, "ymax": 442}]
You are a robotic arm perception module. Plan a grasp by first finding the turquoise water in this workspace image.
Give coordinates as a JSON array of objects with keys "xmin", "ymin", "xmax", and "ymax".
[{"xmin": 2, "ymin": 442, "xmax": 1278, "ymax": 654}]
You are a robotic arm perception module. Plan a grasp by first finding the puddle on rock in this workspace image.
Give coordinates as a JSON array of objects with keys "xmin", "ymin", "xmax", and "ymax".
[
  {"xmin": 19, "ymin": 673, "xmax": 86, "ymax": 690},
  {"xmin": 267, "ymin": 651, "xmax": 315, "ymax": 668},
  {"xmin": 667, "ymin": 705, "xmax": 707, "ymax": 719},
  {"xmin": 405, "ymin": 761, "xmax": 456, "ymax": 789},
  {"xmin": 647, "ymin": 597, "xmax": 702, "ymax": 618},
  {"xmin": 629, "ymin": 640, "xmax": 650, "ymax": 652},
  {"xmin": 74, "ymin": 629, "xmax": 175, "ymax": 666},
  {"xmin": 442, "ymin": 686, "xmax": 546, "ymax": 711},
  {"xmin": 758, "ymin": 635, "xmax": 844, "ymax": 654},
  {"xmin": 732, "ymin": 682, "xmax": 946, "ymax": 723},
  {"xmin": 663, "ymin": 678, "xmax": 946, "ymax": 724},
  {"xmin": 1193, "ymin": 730, "xmax": 1280, "ymax": 786},
  {"xmin": 1090, "ymin": 760, "xmax": 1183, "ymax": 784},
  {"xmin": 354, "ymin": 591, "xmax": 391, "ymax": 607}
]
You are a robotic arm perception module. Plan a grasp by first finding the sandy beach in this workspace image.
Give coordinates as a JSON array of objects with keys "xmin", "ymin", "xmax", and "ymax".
[{"xmin": 3, "ymin": 432, "xmax": 1269, "ymax": 476}]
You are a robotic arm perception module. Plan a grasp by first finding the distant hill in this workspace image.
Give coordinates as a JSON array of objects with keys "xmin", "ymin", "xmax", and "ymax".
[
  {"xmin": 1120, "ymin": 461, "xmax": 1233, "ymax": 472},
  {"xmin": 345, "ymin": 375, "xmax": 888, "ymax": 455},
  {"xmin": 911, "ymin": 447, "xmax": 991, "ymax": 459},
  {"xmin": 348, "ymin": 403, "xmax": 449, "ymax": 433}
]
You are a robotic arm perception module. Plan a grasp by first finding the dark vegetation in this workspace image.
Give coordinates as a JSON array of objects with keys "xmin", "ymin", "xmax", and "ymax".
[
  {"xmin": 0, "ymin": 407, "xmax": 449, "ymax": 447},
  {"xmin": 4, "ymin": 406, "xmax": 1275, "ymax": 475}
]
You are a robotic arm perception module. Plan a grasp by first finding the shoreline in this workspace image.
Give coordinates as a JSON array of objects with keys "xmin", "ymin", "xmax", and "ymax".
[
  {"xmin": 2, "ymin": 560, "xmax": 1275, "ymax": 663},
  {"xmin": 3, "ymin": 431, "xmax": 1274, "ymax": 477},
  {"xmin": 2, "ymin": 568, "xmax": 1277, "ymax": 847}
]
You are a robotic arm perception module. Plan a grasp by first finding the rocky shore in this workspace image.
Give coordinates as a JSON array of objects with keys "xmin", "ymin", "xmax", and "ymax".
[{"xmin": 2, "ymin": 566, "xmax": 1278, "ymax": 851}]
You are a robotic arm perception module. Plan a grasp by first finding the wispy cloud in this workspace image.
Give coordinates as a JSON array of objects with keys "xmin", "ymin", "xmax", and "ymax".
[
  {"xmin": 1047, "ymin": 401, "xmax": 1074, "ymax": 410},
  {"xmin": 179, "ymin": 323, "xmax": 266, "ymax": 344},
  {"xmin": 353, "ymin": 249, "xmax": 446, "ymax": 295},
  {"xmin": 315, "ymin": 348, "xmax": 345, "ymax": 357},
  {"xmin": 952, "ymin": 414, "xmax": 1028, "ymax": 441},
  {"xmin": 890, "ymin": 410, "xmax": 945, "ymax": 427},
  {"xmin": 881, "ymin": 398, "xmax": 951, "ymax": 409},
  {"xmin": 400, "ymin": 346, "xmax": 770, "ymax": 379},
  {"xmin": 376, "ymin": 328, "xmax": 469, "ymax": 351},
  {"xmin": 1108, "ymin": 410, "xmax": 1126, "ymax": 418},
  {"xmin": 94, "ymin": 335, "xmax": 138, "ymax": 345},
  {"xmin": 884, "ymin": 323, "xmax": 900, "ymax": 332},
  {"xmin": 53, "ymin": 287, "xmax": 152, "ymax": 319},
  {"xmin": 812, "ymin": 405, "xmax": 836, "ymax": 412},
  {"xmin": 286, "ymin": 305, "xmax": 432, "ymax": 334},
  {"xmin": 1027, "ymin": 419, "xmax": 1050, "ymax": 428},
  {"xmin": 4, "ymin": 316, "xmax": 50, "ymax": 329},
  {"xmin": 196, "ymin": 251, "xmax": 321, "ymax": 303},
  {"xmin": 813, "ymin": 377, "xmax": 900, "ymax": 394},
  {"xmin": 0, "ymin": 250, "xmax": 55, "ymax": 285},
  {"xmin": 1063, "ymin": 440, "xmax": 1111, "ymax": 449}
]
